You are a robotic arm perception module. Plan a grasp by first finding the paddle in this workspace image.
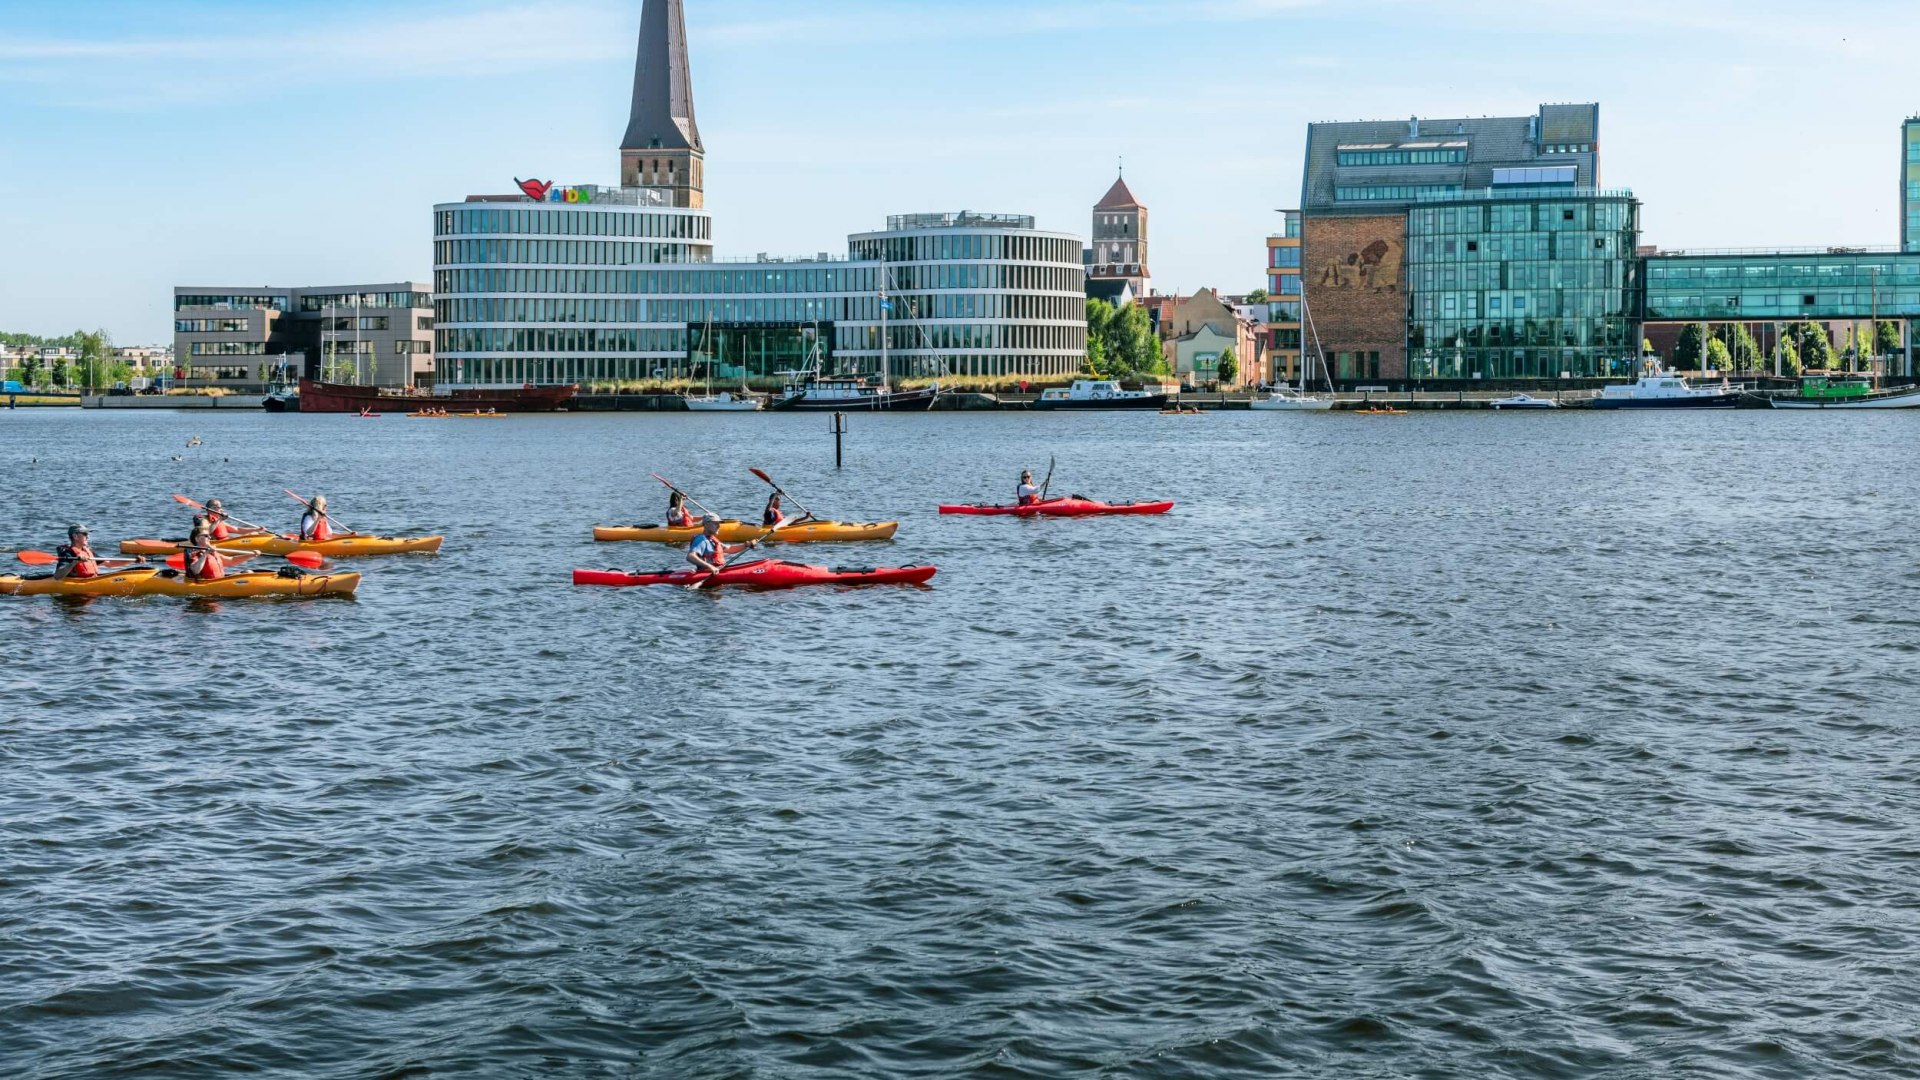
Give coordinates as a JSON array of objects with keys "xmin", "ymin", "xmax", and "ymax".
[
  {"xmin": 650, "ymin": 472, "xmax": 719, "ymax": 520},
  {"xmin": 17, "ymin": 551, "xmax": 145, "ymax": 569},
  {"xmin": 282, "ymin": 489, "xmax": 358, "ymax": 538},
  {"xmin": 171, "ymin": 494, "xmax": 272, "ymax": 535},
  {"xmin": 748, "ymin": 468, "xmax": 817, "ymax": 528},
  {"xmin": 1039, "ymin": 455, "xmax": 1056, "ymax": 502}
]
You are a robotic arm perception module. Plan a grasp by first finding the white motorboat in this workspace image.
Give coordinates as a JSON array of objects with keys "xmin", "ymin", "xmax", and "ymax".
[
  {"xmin": 1489, "ymin": 393, "xmax": 1559, "ymax": 410},
  {"xmin": 1033, "ymin": 379, "xmax": 1168, "ymax": 410},
  {"xmin": 683, "ymin": 391, "xmax": 762, "ymax": 412},
  {"xmin": 1593, "ymin": 371, "xmax": 1738, "ymax": 410},
  {"xmin": 1250, "ymin": 390, "xmax": 1333, "ymax": 411}
]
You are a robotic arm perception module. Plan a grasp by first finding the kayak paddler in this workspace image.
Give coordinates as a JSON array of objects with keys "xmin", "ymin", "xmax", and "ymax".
[
  {"xmin": 666, "ymin": 490, "xmax": 694, "ymax": 529},
  {"xmin": 182, "ymin": 521, "xmax": 227, "ymax": 582},
  {"xmin": 686, "ymin": 515, "xmax": 751, "ymax": 574},
  {"xmin": 761, "ymin": 492, "xmax": 785, "ymax": 528},
  {"xmin": 1016, "ymin": 470, "xmax": 1042, "ymax": 507},
  {"xmin": 298, "ymin": 495, "xmax": 335, "ymax": 542},
  {"xmin": 202, "ymin": 498, "xmax": 264, "ymax": 542},
  {"xmin": 52, "ymin": 524, "xmax": 100, "ymax": 581}
]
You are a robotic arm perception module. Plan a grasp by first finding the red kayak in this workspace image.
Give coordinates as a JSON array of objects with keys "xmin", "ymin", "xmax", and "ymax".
[
  {"xmin": 573, "ymin": 559, "xmax": 937, "ymax": 589},
  {"xmin": 938, "ymin": 497, "xmax": 1174, "ymax": 517}
]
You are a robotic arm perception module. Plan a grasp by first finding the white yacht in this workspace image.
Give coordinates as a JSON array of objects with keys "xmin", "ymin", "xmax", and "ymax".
[
  {"xmin": 1489, "ymin": 393, "xmax": 1559, "ymax": 410},
  {"xmin": 1593, "ymin": 372, "xmax": 1738, "ymax": 410},
  {"xmin": 1033, "ymin": 379, "xmax": 1169, "ymax": 410}
]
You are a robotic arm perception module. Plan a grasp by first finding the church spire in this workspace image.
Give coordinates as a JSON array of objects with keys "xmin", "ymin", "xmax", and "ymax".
[{"xmin": 620, "ymin": 0, "xmax": 705, "ymax": 207}]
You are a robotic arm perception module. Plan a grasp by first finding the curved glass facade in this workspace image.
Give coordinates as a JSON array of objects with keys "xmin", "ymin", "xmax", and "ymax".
[
  {"xmin": 1406, "ymin": 191, "xmax": 1641, "ymax": 379},
  {"xmin": 432, "ymin": 199, "xmax": 1085, "ymax": 386}
]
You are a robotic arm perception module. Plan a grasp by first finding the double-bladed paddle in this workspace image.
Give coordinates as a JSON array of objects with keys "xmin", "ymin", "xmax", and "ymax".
[
  {"xmin": 15, "ymin": 551, "xmax": 145, "ymax": 570},
  {"xmin": 1039, "ymin": 455, "xmax": 1056, "ymax": 502},
  {"xmin": 171, "ymin": 494, "xmax": 272, "ymax": 536},
  {"xmin": 649, "ymin": 473, "xmax": 719, "ymax": 521},
  {"xmin": 748, "ymin": 468, "xmax": 816, "ymax": 528},
  {"xmin": 283, "ymin": 489, "xmax": 359, "ymax": 537}
]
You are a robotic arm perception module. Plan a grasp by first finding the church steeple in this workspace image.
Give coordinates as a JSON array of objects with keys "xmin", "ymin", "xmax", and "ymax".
[
  {"xmin": 620, "ymin": 0, "xmax": 704, "ymax": 208},
  {"xmin": 1090, "ymin": 170, "xmax": 1149, "ymax": 294}
]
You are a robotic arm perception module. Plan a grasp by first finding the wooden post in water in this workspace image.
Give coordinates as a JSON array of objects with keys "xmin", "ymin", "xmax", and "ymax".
[{"xmin": 831, "ymin": 411, "xmax": 847, "ymax": 468}]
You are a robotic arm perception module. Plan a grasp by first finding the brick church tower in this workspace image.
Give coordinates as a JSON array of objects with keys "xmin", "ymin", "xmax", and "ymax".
[
  {"xmin": 1089, "ymin": 173, "xmax": 1149, "ymax": 296},
  {"xmin": 620, "ymin": 0, "xmax": 705, "ymax": 208}
]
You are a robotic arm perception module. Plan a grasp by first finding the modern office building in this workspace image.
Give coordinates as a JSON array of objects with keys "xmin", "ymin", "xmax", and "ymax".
[
  {"xmin": 1904, "ymin": 116, "xmax": 1920, "ymax": 254},
  {"xmin": 1300, "ymin": 104, "xmax": 1604, "ymax": 380},
  {"xmin": 432, "ymin": 0, "xmax": 1086, "ymax": 387},
  {"xmin": 172, "ymin": 284, "xmax": 434, "ymax": 389},
  {"xmin": 1263, "ymin": 211, "xmax": 1303, "ymax": 382},
  {"xmin": 1405, "ymin": 189, "xmax": 1642, "ymax": 381}
]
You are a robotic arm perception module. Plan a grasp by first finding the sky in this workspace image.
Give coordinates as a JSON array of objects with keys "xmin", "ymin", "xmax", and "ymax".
[{"xmin": 2, "ymin": 0, "xmax": 1917, "ymax": 344}]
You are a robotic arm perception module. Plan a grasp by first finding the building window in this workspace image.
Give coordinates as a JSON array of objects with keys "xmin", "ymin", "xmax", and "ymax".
[{"xmin": 1334, "ymin": 184, "xmax": 1461, "ymax": 202}]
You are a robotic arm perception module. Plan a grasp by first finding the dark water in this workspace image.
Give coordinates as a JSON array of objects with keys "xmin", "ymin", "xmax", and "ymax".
[{"xmin": 3, "ymin": 407, "xmax": 1919, "ymax": 1078}]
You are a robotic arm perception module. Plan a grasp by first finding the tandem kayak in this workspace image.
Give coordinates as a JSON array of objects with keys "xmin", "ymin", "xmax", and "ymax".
[
  {"xmin": 0, "ymin": 566, "xmax": 164, "ymax": 597},
  {"xmin": 120, "ymin": 534, "xmax": 443, "ymax": 558},
  {"xmin": 573, "ymin": 559, "xmax": 936, "ymax": 589},
  {"xmin": 937, "ymin": 497, "xmax": 1174, "ymax": 517},
  {"xmin": 592, "ymin": 520, "xmax": 899, "ymax": 544},
  {"xmin": 1, "ymin": 567, "xmax": 358, "ymax": 599}
]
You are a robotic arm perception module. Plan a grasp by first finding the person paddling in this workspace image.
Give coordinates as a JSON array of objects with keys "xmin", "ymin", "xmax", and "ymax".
[
  {"xmin": 182, "ymin": 522, "xmax": 226, "ymax": 582},
  {"xmin": 299, "ymin": 495, "xmax": 335, "ymax": 542},
  {"xmin": 666, "ymin": 490, "xmax": 694, "ymax": 529},
  {"xmin": 1016, "ymin": 470, "xmax": 1042, "ymax": 507},
  {"xmin": 687, "ymin": 515, "xmax": 752, "ymax": 574},
  {"xmin": 52, "ymin": 524, "xmax": 100, "ymax": 582},
  {"xmin": 202, "ymin": 498, "xmax": 264, "ymax": 542},
  {"xmin": 761, "ymin": 492, "xmax": 786, "ymax": 528}
]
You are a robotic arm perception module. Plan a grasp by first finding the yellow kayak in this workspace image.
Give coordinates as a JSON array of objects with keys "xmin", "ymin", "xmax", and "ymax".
[
  {"xmin": 592, "ymin": 520, "xmax": 899, "ymax": 544},
  {"xmin": 123, "ymin": 534, "xmax": 441, "ymax": 558},
  {"xmin": 1, "ymin": 566, "xmax": 164, "ymax": 597},
  {"xmin": 137, "ymin": 568, "xmax": 361, "ymax": 598}
]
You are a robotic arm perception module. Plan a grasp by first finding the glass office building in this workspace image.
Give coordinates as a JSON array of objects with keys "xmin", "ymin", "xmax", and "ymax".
[
  {"xmin": 1904, "ymin": 117, "xmax": 1920, "ymax": 253},
  {"xmin": 1405, "ymin": 189, "xmax": 1641, "ymax": 379},
  {"xmin": 432, "ymin": 195, "xmax": 1084, "ymax": 386}
]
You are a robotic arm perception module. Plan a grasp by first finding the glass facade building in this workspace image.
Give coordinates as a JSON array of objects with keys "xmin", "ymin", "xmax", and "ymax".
[
  {"xmin": 1406, "ymin": 189, "xmax": 1641, "ymax": 379},
  {"xmin": 1904, "ymin": 117, "xmax": 1920, "ymax": 253},
  {"xmin": 431, "ymin": 199, "xmax": 1084, "ymax": 386}
]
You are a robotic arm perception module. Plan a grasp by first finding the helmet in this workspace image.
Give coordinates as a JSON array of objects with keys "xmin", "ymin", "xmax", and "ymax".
[
  {"xmin": 702, "ymin": 515, "xmax": 721, "ymax": 529},
  {"xmin": 207, "ymin": 498, "xmax": 224, "ymax": 511},
  {"xmin": 67, "ymin": 523, "xmax": 89, "ymax": 536}
]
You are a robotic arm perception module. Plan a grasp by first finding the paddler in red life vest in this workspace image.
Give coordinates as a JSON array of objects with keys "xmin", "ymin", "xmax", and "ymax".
[
  {"xmin": 1016, "ymin": 470, "xmax": 1042, "ymax": 506},
  {"xmin": 182, "ymin": 522, "xmax": 226, "ymax": 581},
  {"xmin": 761, "ymin": 492, "xmax": 785, "ymax": 528},
  {"xmin": 52, "ymin": 524, "xmax": 100, "ymax": 581},
  {"xmin": 202, "ymin": 499, "xmax": 264, "ymax": 543},
  {"xmin": 686, "ymin": 515, "xmax": 752, "ymax": 574},
  {"xmin": 666, "ymin": 490, "xmax": 694, "ymax": 529},
  {"xmin": 298, "ymin": 495, "xmax": 335, "ymax": 542}
]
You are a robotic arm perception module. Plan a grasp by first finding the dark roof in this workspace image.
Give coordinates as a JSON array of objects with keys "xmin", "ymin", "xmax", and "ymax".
[
  {"xmin": 1095, "ymin": 175, "xmax": 1142, "ymax": 210},
  {"xmin": 1299, "ymin": 104, "xmax": 1600, "ymax": 215},
  {"xmin": 1086, "ymin": 279, "xmax": 1135, "ymax": 304},
  {"xmin": 621, "ymin": 0, "xmax": 702, "ymax": 153}
]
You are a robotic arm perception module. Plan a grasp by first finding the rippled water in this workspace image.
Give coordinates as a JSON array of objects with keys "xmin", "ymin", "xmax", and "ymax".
[{"xmin": 3, "ymin": 407, "xmax": 1919, "ymax": 1078}]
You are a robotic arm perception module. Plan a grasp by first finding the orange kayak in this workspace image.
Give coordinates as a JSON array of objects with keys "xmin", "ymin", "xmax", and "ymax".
[
  {"xmin": 121, "ymin": 533, "xmax": 442, "ymax": 558},
  {"xmin": 0, "ymin": 566, "xmax": 165, "ymax": 597}
]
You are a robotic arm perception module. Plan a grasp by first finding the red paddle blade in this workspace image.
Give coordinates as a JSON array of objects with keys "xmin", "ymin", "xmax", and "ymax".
[
  {"xmin": 750, "ymin": 468, "xmax": 774, "ymax": 485},
  {"xmin": 172, "ymin": 493, "xmax": 204, "ymax": 509},
  {"xmin": 16, "ymin": 550, "xmax": 57, "ymax": 565},
  {"xmin": 165, "ymin": 554, "xmax": 186, "ymax": 570},
  {"xmin": 285, "ymin": 551, "xmax": 324, "ymax": 568}
]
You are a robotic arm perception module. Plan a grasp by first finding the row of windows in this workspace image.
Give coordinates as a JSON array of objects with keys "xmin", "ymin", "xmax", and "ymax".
[
  {"xmin": 1410, "ymin": 349, "xmax": 1638, "ymax": 380},
  {"xmin": 319, "ymin": 316, "xmax": 390, "ymax": 332},
  {"xmin": 1646, "ymin": 292, "xmax": 1920, "ymax": 319},
  {"xmin": 1269, "ymin": 247, "xmax": 1302, "ymax": 268},
  {"xmin": 1418, "ymin": 291, "xmax": 1634, "ymax": 321},
  {"xmin": 176, "ymin": 319, "xmax": 250, "ymax": 333},
  {"xmin": 850, "ymin": 233, "xmax": 1080, "ymax": 266},
  {"xmin": 1541, "ymin": 143, "xmax": 1592, "ymax": 154},
  {"xmin": 1907, "ymin": 140, "xmax": 1920, "ymax": 164},
  {"xmin": 318, "ymin": 341, "xmax": 373, "ymax": 355},
  {"xmin": 1411, "ymin": 317, "xmax": 1638, "ymax": 351},
  {"xmin": 436, "ymin": 353, "xmax": 1082, "ymax": 387},
  {"xmin": 435, "ymin": 239, "xmax": 702, "ymax": 267},
  {"xmin": 1646, "ymin": 260, "xmax": 1920, "ymax": 286},
  {"xmin": 1336, "ymin": 148, "xmax": 1469, "ymax": 167},
  {"xmin": 1413, "ymin": 235, "xmax": 1623, "ymax": 263},
  {"xmin": 438, "ymin": 207, "xmax": 711, "ymax": 241},
  {"xmin": 882, "ymin": 263, "xmax": 1083, "ymax": 293},
  {"xmin": 1335, "ymin": 184, "xmax": 1460, "ymax": 202},
  {"xmin": 437, "ymin": 268, "xmax": 882, "ymax": 297},
  {"xmin": 1412, "ymin": 261, "xmax": 1629, "ymax": 292},
  {"xmin": 438, "ymin": 320, "xmax": 1086, "ymax": 357},
  {"xmin": 298, "ymin": 292, "xmax": 430, "ymax": 313},
  {"xmin": 1410, "ymin": 201, "xmax": 1634, "ymax": 235},
  {"xmin": 176, "ymin": 294, "xmax": 287, "ymax": 311},
  {"xmin": 189, "ymin": 341, "xmax": 266, "ymax": 355}
]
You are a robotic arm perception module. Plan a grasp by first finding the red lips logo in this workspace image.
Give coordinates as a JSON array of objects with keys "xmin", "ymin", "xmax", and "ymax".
[{"xmin": 516, "ymin": 177, "xmax": 553, "ymax": 201}]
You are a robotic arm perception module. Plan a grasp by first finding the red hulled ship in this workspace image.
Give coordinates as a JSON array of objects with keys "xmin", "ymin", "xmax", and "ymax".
[{"xmin": 288, "ymin": 380, "xmax": 579, "ymax": 414}]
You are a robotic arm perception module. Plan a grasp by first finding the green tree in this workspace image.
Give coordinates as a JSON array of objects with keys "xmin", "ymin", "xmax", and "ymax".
[
  {"xmin": 1711, "ymin": 324, "xmax": 1761, "ymax": 371},
  {"xmin": 1641, "ymin": 337, "xmax": 1655, "ymax": 356},
  {"xmin": 1675, "ymin": 323, "xmax": 1707, "ymax": 370},
  {"xmin": 1084, "ymin": 298, "xmax": 1113, "ymax": 376},
  {"xmin": 1704, "ymin": 338, "xmax": 1731, "ymax": 373},
  {"xmin": 1776, "ymin": 331, "xmax": 1802, "ymax": 377},
  {"xmin": 1217, "ymin": 346, "xmax": 1239, "ymax": 386},
  {"xmin": 1876, "ymin": 321, "xmax": 1904, "ymax": 359},
  {"xmin": 73, "ymin": 328, "xmax": 111, "ymax": 390},
  {"xmin": 1084, "ymin": 298, "xmax": 1165, "ymax": 379},
  {"xmin": 1244, "ymin": 288, "xmax": 1269, "ymax": 305},
  {"xmin": 1795, "ymin": 322, "xmax": 1836, "ymax": 370},
  {"xmin": 20, "ymin": 357, "xmax": 43, "ymax": 388},
  {"xmin": 51, "ymin": 359, "xmax": 69, "ymax": 389}
]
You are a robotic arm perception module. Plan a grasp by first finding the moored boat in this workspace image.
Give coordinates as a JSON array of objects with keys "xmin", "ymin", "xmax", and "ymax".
[
  {"xmin": 593, "ymin": 520, "xmax": 898, "ymax": 544},
  {"xmin": 293, "ymin": 379, "xmax": 577, "ymax": 414},
  {"xmin": 938, "ymin": 497, "xmax": 1174, "ymax": 517},
  {"xmin": 574, "ymin": 560, "xmax": 936, "ymax": 589},
  {"xmin": 1033, "ymin": 379, "xmax": 1169, "ymax": 410},
  {"xmin": 1592, "ymin": 372, "xmax": 1738, "ymax": 410},
  {"xmin": 1490, "ymin": 393, "xmax": 1559, "ymax": 410},
  {"xmin": 683, "ymin": 391, "xmax": 764, "ymax": 412},
  {"xmin": 777, "ymin": 373, "xmax": 938, "ymax": 411},
  {"xmin": 1767, "ymin": 373, "xmax": 1920, "ymax": 409}
]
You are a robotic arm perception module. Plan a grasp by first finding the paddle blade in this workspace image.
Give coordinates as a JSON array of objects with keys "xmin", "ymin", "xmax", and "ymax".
[
  {"xmin": 285, "ymin": 551, "xmax": 324, "ymax": 569},
  {"xmin": 165, "ymin": 554, "xmax": 186, "ymax": 570},
  {"xmin": 17, "ymin": 550, "xmax": 57, "ymax": 565},
  {"xmin": 172, "ymin": 493, "xmax": 203, "ymax": 508},
  {"xmin": 750, "ymin": 467, "xmax": 774, "ymax": 485}
]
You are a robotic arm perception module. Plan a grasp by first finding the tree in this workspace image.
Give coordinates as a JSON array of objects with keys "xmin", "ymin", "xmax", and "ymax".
[
  {"xmin": 1794, "ymin": 322, "xmax": 1836, "ymax": 370},
  {"xmin": 1244, "ymin": 288, "xmax": 1269, "ymax": 305},
  {"xmin": 1712, "ymin": 323, "xmax": 1761, "ymax": 372},
  {"xmin": 73, "ymin": 328, "xmax": 111, "ymax": 390},
  {"xmin": 1641, "ymin": 337, "xmax": 1655, "ymax": 356},
  {"xmin": 1876, "ymin": 321, "xmax": 1904, "ymax": 360},
  {"xmin": 1704, "ymin": 338, "xmax": 1731, "ymax": 373},
  {"xmin": 1084, "ymin": 298, "xmax": 1166, "ymax": 380},
  {"xmin": 51, "ymin": 359, "xmax": 69, "ymax": 389},
  {"xmin": 1084, "ymin": 298, "xmax": 1113, "ymax": 376},
  {"xmin": 1776, "ymin": 331, "xmax": 1802, "ymax": 377},
  {"xmin": 1675, "ymin": 323, "xmax": 1707, "ymax": 370},
  {"xmin": 1217, "ymin": 346, "xmax": 1239, "ymax": 386}
]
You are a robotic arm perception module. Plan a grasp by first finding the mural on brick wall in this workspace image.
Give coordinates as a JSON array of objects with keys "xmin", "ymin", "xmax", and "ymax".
[{"xmin": 1315, "ymin": 234, "xmax": 1402, "ymax": 294}]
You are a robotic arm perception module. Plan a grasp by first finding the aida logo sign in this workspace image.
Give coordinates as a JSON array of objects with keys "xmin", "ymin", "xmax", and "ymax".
[{"xmin": 515, "ymin": 178, "xmax": 593, "ymax": 204}]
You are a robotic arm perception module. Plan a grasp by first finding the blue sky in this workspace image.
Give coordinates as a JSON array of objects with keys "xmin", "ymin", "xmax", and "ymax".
[{"xmin": 2, "ymin": 0, "xmax": 1917, "ymax": 344}]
